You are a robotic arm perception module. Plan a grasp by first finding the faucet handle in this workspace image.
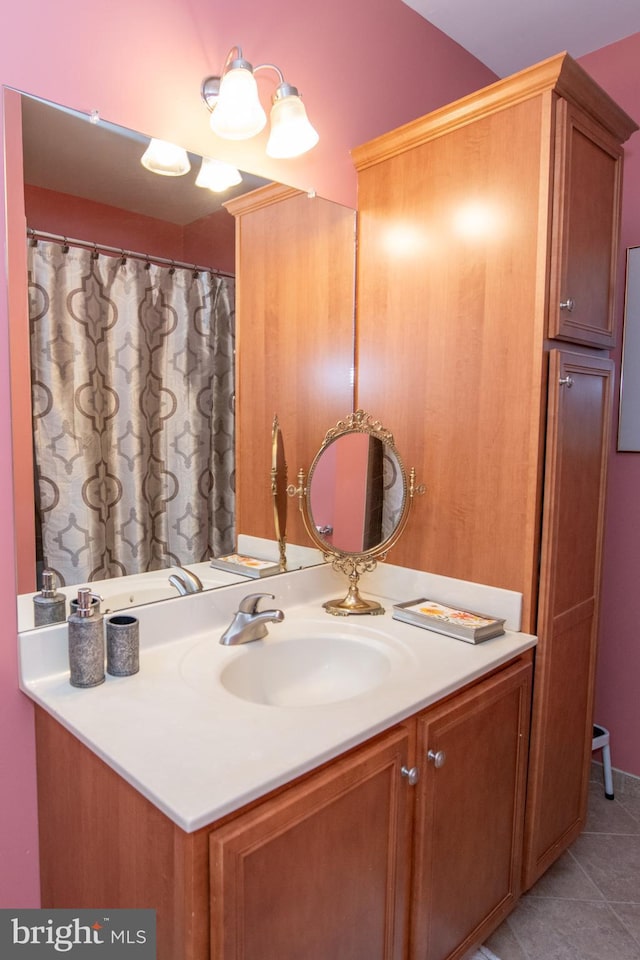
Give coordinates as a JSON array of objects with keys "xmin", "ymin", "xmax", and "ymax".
[{"xmin": 238, "ymin": 592, "xmax": 276, "ymax": 614}]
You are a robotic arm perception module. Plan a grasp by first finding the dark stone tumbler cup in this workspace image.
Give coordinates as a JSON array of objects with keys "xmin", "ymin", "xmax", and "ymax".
[{"xmin": 106, "ymin": 614, "xmax": 140, "ymax": 677}]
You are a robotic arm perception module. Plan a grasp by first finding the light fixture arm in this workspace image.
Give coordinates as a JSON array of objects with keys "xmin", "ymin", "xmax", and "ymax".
[
  {"xmin": 253, "ymin": 62, "xmax": 285, "ymax": 85},
  {"xmin": 224, "ymin": 46, "xmax": 243, "ymax": 68},
  {"xmin": 254, "ymin": 65, "xmax": 302, "ymax": 104}
]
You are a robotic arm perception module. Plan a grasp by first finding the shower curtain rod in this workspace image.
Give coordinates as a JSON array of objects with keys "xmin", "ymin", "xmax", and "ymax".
[{"xmin": 26, "ymin": 227, "xmax": 235, "ymax": 280}]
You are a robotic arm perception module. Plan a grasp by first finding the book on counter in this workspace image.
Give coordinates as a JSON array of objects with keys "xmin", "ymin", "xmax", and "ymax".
[
  {"xmin": 392, "ymin": 598, "xmax": 505, "ymax": 644},
  {"xmin": 210, "ymin": 553, "xmax": 281, "ymax": 578}
]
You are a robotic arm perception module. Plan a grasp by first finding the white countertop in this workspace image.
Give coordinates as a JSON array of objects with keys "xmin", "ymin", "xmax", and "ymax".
[{"xmin": 19, "ymin": 562, "xmax": 536, "ymax": 833}]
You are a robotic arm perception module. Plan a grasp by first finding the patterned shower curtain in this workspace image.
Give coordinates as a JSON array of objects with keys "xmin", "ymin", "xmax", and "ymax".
[{"xmin": 28, "ymin": 240, "xmax": 236, "ymax": 586}]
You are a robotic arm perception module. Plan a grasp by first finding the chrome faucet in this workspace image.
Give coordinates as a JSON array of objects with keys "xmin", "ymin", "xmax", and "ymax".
[
  {"xmin": 169, "ymin": 567, "xmax": 204, "ymax": 596},
  {"xmin": 219, "ymin": 593, "xmax": 285, "ymax": 645}
]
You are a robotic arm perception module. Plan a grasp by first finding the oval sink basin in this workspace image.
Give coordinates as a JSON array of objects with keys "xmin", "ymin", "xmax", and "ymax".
[{"xmin": 219, "ymin": 636, "xmax": 392, "ymax": 707}]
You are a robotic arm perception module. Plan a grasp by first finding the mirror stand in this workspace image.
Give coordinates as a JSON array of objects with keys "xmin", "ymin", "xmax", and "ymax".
[{"xmin": 321, "ymin": 554, "xmax": 384, "ymax": 616}]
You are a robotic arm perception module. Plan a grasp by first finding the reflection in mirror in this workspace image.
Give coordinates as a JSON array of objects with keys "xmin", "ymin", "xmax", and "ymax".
[
  {"xmin": 291, "ymin": 410, "xmax": 421, "ymax": 616},
  {"xmin": 28, "ymin": 236, "xmax": 236, "ymax": 581},
  {"xmin": 308, "ymin": 434, "xmax": 405, "ymax": 554},
  {"xmin": 271, "ymin": 415, "xmax": 288, "ymax": 571},
  {"xmin": 12, "ymin": 91, "xmax": 288, "ymax": 631}
]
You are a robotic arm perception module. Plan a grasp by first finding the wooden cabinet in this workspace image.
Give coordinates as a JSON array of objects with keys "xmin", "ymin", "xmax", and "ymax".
[
  {"xmin": 34, "ymin": 706, "xmax": 211, "ymax": 960},
  {"xmin": 548, "ymin": 99, "xmax": 624, "ymax": 348},
  {"xmin": 35, "ymin": 655, "xmax": 532, "ymax": 960},
  {"xmin": 410, "ymin": 658, "xmax": 532, "ymax": 960},
  {"xmin": 523, "ymin": 351, "xmax": 614, "ymax": 885},
  {"xmin": 352, "ymin": 53, "xmax": 636, "ymax": 890},
  {"xmin": 209, "ymin": 725, "xmax": 412, "ymax": 960}
]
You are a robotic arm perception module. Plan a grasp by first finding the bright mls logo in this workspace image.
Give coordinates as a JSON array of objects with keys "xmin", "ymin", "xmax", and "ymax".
[{"xmin": 0, "ymin": 909, "xmax": 156, "ymax": 957}]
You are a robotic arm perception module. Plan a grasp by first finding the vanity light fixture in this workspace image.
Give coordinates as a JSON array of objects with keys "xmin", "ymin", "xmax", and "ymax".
[
  {"xmin": 195, "ymin": 157, "xmax": 243, "ymax": 192},
  {"xmin": 140, "ymin": 138, "xmax": 191, "ymax": 176},
  {"xmin": 201, "ymin": 46, "xmax": 319, "ymax": 159}
]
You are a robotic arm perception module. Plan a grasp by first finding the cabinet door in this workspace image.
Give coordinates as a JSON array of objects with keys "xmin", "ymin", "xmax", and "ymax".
[
  {"xmin": 209, "ymin": 726, "xmax": 413, "ymax": 960},
  {"xmin": 410, "ymin": 659, "xmax": 532, "ymax": 960},
  {"xmin": 523, "ymin": 350, "xmax": 614, "ymax": 887},
  {"xmin": 548, "ymin": 99, "xmax": 624, "ymax": 348}
]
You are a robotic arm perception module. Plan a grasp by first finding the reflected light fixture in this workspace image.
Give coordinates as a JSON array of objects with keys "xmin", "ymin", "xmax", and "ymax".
[
  {"xmin": 195, "ymin": 157, "xmax": 243, "ymax": 192},
  {"xmin": 201, "ymin": 45, "xmax": 319, "ymax": 159},
  {"xmin": 140, "ymin": 138, "xmax": 191, "ymax": 176}
]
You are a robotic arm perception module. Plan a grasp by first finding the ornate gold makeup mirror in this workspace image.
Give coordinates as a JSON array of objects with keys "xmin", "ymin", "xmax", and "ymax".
[{"xmin": 289, "ymin": 410, "xmax": 423, "ymax": 615}]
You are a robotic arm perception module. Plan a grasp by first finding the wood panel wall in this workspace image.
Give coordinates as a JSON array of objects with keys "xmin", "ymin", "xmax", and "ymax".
[
  {"xmin": 353, "ymin": 95, "xmax": 550, "ymax": 629},
  {"xmin": 227, "ymin": 184, "xmax": 356, "ymax": 552}
]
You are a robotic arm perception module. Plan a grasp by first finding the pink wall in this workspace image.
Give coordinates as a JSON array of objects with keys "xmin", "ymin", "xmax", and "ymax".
[
  {"xmin": 24, "ymin": 185, "xmax": 235, "ymax": 273},
  {"xmin": 310, "ymin": 440, "xmax": 338, "ymax": 546},
  {"xmin": 0, "ymin": 0, "xmax": 497, "ymax": 908},
  {"xmin": 184, "ymin": 209, "xmax": 235, "ymax": 275},
  {"xmin": 25, "ymin": 185, "xmax": 185, "ymax": 259},
  {"xmin": 310, "ymin": 434, "xmax": 371, "ymax": 551},
  {"xmin": 579, "ymin": 33, "xmax": 640, "ymax": 779},
  {"xmin": 333, "ymin": 433, "xmax": 371, "ymax": 552}
]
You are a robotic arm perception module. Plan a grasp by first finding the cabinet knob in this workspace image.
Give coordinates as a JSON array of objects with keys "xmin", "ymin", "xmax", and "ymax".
[
  {"xmin": 401, "ymin": 765, "xmax": 420, "ymax": 786},
  {"xmin": 427, "ymin": 749, "xmax": 446, "ymax": 768},
  {"xmin": 560, "ymin": 298, "xmax": 576, "ymax": 312},
  {"xmin": 559, "ymin": 376, "xmax": 574, "ymax": 388}
]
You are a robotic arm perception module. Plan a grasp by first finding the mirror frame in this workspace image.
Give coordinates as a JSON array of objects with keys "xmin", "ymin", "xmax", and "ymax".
[{"xmin": 271, "ymin": 414, "xmax": 288, "ymax": 571}]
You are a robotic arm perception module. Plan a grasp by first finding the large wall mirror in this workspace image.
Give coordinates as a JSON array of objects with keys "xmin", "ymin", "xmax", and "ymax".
[{"xmin": 8, "ymin": 89, "xmax": 354, "ymax": 630}]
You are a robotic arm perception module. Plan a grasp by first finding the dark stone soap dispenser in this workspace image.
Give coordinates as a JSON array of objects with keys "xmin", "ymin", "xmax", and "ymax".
[{"xmin": 33, "ymin": 569, "xmax": 66, "ymax": 627}]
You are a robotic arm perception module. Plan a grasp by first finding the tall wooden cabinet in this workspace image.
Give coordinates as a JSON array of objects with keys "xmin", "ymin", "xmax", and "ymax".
[{"xmin": 352, "ymin": 54, "xmax": 637, "ymax": 889}]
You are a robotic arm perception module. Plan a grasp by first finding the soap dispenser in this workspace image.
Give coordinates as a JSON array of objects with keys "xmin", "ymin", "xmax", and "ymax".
[
  {"xmin": 33, "ymin": 569, "xmax": 66, "ymax": 627},
  {"xmin": 68, "ymin": 586, "xmax": 105, "ymax": 688}
]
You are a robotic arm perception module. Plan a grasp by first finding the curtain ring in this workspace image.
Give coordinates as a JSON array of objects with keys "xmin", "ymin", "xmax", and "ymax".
[
  {"xmin": 144, "ymin": 256, "xmax": 151, "ymax": 271},
  {"xmin": 168, "ymin": 260, "xmax": 175, "ymax": 275},
  {"xmin": 91, "ymin": 244, "xmax": 99, "ymax": 260},
  {"xmin": 192, "ymin": 264, "xmax": 200, "ymax": 279},
  {"xmin": 61, "ymin": 237, "xmax": 70, "ymax": 254},
  {"xmin": 120, "ymin": 249, "xmax": 127, "ymax": 267}
]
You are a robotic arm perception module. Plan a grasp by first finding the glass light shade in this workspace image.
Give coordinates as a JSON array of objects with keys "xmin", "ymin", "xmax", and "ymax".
[
  {"xmin": 266, "ymin": 93, "xmax": 319, "ymax": 159},
  {"xmin": 209, "ymin": 66, "xmax": 267, "ymax": 140},
  {"xmin": 195, "ymin": 157, "xmax": 243, "ymax": 192},
  {"xmin": 140, "ymin": 139, "xmax": 191, "ymax": 176}
]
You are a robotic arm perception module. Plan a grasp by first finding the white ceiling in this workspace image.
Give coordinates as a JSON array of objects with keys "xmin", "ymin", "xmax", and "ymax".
[
  {"xmin": 21, "ymin": 95, "xmax": 269, "ymax": 227},
  {"xmin": 402, "ymin": 0, "xmax": 640, "ymax": 77}
]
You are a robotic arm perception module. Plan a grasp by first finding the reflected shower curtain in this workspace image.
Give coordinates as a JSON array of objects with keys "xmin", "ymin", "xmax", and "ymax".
[{"xmin": 28, "ymin": 241, "xmax": 235, "ymax": 585}]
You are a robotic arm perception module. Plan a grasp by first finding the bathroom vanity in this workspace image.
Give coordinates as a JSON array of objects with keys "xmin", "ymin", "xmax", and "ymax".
[{"xmin": 20, "ymin": 563, "xmax": 535, "ymax": 960}]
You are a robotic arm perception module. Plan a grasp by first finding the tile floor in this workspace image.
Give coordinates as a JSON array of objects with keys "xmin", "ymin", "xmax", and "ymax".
[{"xmin": 484, "ymin": 764, "xmax": 640, "ymax": 960}]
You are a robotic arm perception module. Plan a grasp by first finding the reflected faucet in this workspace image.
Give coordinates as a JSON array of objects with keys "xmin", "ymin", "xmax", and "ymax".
[
  {"xmin": 220, "ymin": 593, "xmax": 285, "ymax": 645},
  {"xmin": 169, "ymin": 567, "xmax": 204, "ymax": 596}
]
